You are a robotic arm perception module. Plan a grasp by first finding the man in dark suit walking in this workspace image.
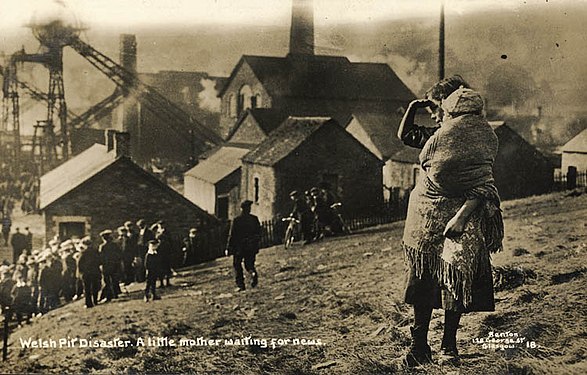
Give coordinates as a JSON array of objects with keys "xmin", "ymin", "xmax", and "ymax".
[
  {"xmin": 10, "ymin": 227, "xmax": 27, "ymax": 263},
  {"xmin": 226, "ymin": 200, "xmax": 261, "ymax": 291},
  {"xmin": 98, "ymin": 230, "xmax": 122, "ymax": 302}
]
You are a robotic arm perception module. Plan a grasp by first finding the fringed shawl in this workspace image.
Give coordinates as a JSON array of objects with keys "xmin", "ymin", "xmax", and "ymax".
[{"xmin": 402, "ymin": 109, "xmax": 503, "ymax": 308}]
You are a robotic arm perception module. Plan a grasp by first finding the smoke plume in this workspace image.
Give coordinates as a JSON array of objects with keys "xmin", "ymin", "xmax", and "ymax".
[{"xmin": 197, "ymin": 78, "xmax": 221, "ymax": 113}]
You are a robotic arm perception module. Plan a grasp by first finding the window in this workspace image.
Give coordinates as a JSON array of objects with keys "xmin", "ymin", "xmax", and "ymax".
[
  {"xmin": 228, "ymin": 94, "xmax": 237, "ymax": 117},
  {"xmin": 59, "ymin": 222, "xmax": 86, "ymax": 240},
  {"xmin": 251, "ymin": 94, "xmax": 262, "ymax": 109},
  {"xmin": 254, "ymin": 177, "xmax": 260, "ymax": 203},
  {"xmin": 238, "ymin": 85, "xmax": 253, "ymax": 115}
]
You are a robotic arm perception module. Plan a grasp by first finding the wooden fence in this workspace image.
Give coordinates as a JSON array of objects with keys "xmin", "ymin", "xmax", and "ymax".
[
  {"xmin": 193, "ymin": 166, "xmax": 587, "ymax": 261},
  {"xmin": 553, "ymin": 167, "xmax": 587, "ymax": 191},
  {"xmin": 191, "ymin": 188, "xmax": 411, "ymax": 255}
]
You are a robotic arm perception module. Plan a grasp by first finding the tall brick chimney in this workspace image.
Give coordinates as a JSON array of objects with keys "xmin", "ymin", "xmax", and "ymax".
[
  {"xmin": 120, "ymin": 34, "xmax": 137, "ymax": 76},
  {"xmin": 289, "ymin": 0, "xmax": 314, "ymax": 55},
  {"xmin": 119, "ymin": 34, "xmax": 140, "ymax": 159}
]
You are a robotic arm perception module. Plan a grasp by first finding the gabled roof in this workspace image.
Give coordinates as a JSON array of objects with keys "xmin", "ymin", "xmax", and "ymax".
[
  {"xmin": 562, "ymin": 128, "xmax": 587, "ymax": 153},
  {"xmin": 40, "ymin": 144, "xmax": 117, "ymax": 209},
  {"xmin": 347, "ymin": 111, "xmax": 406, "ymax": 160},
  {"xmin": 227, "ymin": 108, "xmax": 291, "ymax": 141},
  {"xmin": 40, "ymin": 144, "xmax": 217, "ymax": 221},
  {"xmin": 185, "ymin": 146, "xmax": 251, "ymax": 184},
  {"xmin": 242, "ymin": 117, "xmax": 336, "ymax": 166},
  {"xmin": 219, "ymin": 54, "xmax": 415, "ymax": 102}
]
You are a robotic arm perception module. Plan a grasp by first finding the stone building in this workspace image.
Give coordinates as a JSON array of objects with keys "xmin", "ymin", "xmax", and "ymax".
[
  {"xmin": 385, "ymin": 121, "xmax": 555, "ymax": 200},
  {"xmin": 240, "ymin": 117, "xmax": 383, "ymax": 221},
  {"xmin": 40, "ymin": 130, "xmax": 216, "ymax": 242},
  {"xmin": 216, "ymin": 0, "xmax": 414, "ymax": 139}
]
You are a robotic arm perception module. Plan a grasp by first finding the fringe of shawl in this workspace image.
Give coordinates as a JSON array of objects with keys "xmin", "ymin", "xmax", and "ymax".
[
  {"xmin": 403, "ymin": 196, "xmax": 500, "ymax": 308},
  {"xmin": 404, "ymin": 242, "xmax": 487, "ymax": 309}
]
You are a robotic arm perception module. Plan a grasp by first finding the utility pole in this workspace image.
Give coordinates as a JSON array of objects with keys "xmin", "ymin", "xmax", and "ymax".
[{"xmin": 439, "ymin": 0, "xmax": 445, "ymax": 80}]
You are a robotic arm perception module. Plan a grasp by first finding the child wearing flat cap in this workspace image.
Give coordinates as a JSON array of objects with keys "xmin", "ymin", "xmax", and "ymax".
[{"xmin": 144, "ymin": 239, "xmax": 161, "ymax": 302}]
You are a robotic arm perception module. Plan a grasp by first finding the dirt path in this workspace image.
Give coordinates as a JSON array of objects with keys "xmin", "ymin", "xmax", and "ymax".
[{"xmin": 2, "ymin": 191, "xmax": 587, "ymax": 374}]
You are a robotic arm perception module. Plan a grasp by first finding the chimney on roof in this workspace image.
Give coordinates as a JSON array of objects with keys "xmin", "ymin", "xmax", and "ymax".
[
  {"xmin": 105, "ymin": 129, "xmax": 116, "ymax": 152},
  {"xmin": 113, "ymin": 131, "xmax": 131, "ymax": 158},
  {"xmin": 289, "ymin": 0, "xmax": 314, "ymax": 55}
]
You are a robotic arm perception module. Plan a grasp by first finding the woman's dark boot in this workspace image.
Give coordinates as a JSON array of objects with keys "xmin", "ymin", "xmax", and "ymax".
[
  {"xmin": 404, "ymin": 305, "xmax": 433, "ymax": 367},
  {"xmin": 439, "ymin": 310, "xmax": 461, "ymax": 366}
]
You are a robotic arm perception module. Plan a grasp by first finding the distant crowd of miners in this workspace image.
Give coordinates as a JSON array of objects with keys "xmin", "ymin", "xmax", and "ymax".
[
  {"xmin": 0, "ymin": 162, "xmax": 39, "ymax": 218},
  {"xmin": 0, "ymin": 219, "xmax": 206, "ymax": 325}
]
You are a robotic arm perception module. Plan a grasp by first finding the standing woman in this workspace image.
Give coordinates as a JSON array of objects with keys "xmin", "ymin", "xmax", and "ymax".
[{"xmin": 397, "ymin": 78, "xmax": 504, "ymax": 367}]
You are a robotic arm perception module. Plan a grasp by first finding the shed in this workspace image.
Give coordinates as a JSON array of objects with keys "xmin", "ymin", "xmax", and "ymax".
[
  {"xmin": 561, "ymin": 128, "xmax": 587, "ymax": 172},
  {"xmin": 40, "ymin": 131, "xmax": 215, "ymax": 242},
  {"xmin": 184, "ymin": 146, "xmax": 251, "ymax": 220},
  {"xmin": 241, "ymin": 117, "xmax": 383, "ymax": 221}
]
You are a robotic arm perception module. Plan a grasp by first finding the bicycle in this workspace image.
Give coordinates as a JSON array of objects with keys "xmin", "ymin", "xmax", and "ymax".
[
  {"xmin": 329, "ymin": 202, "xmax": 352, "ymax": 235},
  {"xmin": 282, "ymin": 217, "xmax": 300, "ymax": 249}
]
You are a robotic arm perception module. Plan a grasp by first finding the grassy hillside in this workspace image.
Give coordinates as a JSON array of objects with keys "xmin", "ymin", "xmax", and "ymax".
[{"xmin": 2, "ymin": 190, "xmax": 587, "ymax": 374}]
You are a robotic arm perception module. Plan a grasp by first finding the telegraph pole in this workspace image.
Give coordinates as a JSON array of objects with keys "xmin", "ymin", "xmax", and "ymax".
[{"xmin": 439, "ymin": 0, "xmax": 445, "ymax": 80}]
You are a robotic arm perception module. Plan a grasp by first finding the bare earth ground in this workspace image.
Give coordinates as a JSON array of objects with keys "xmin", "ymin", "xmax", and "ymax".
[{"xmin": 2, "ymin": 191, "xmax": 587, "ymax": 374}]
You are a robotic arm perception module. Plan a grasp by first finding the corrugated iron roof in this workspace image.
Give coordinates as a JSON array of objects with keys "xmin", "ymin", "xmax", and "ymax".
[
  {"xmin": 40, "ymin": 144, "xmax": 117, "ymax": 209},
  {"xmin": 562, "ymin": 128, "xmax": 587, "ymax": 153},
  {"xmin": 184, "ymin": 146, "xmax": 250, "ymax": 184}
]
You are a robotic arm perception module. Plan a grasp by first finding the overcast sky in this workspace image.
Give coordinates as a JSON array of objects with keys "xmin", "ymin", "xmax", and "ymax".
[{"xmin": 0, "ymin": 0, "xmax": 571, "ymax": 32}]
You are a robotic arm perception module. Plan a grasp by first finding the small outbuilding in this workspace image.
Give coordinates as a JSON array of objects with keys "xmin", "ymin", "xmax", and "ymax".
[
  {"xmin": 561, "ymin": 128, "xmax": 587, "ymax": 173},
  {"xmin": 184, "ymin": 145, "xmax": 250, "ymax": 220},
  {"xmin": 240, "ymin": 117, "xmax": 383, "ymax": 221},
  {"xmin": 40, "ymin": 130, "xmax": 216, "ymax": 242}
]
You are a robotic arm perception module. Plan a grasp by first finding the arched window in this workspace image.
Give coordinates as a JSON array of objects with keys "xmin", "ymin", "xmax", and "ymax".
[
  {"xmin": 228, "ymin": 94, "xmax": 237, "ymax": 117},
  {"xmin": 251, "ymin": 93, "xmax": 262, "ymax": 109},
  {"xmin": 238, "ymin": 85, "xmax": 253, "ymax": 115}
]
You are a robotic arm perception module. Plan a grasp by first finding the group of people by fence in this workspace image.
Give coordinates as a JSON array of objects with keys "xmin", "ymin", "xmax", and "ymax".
[
  {"xmin": 287, "ymin": 184, "xmax": 348, "ymax": 245},
  {"xmin": 0, "ymin": 219, "xmax": 212, "ymax": 328}
]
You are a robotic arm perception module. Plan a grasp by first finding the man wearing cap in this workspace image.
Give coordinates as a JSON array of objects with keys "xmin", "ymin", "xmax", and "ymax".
[
  {"xmin": 24, "ymin": 227, "xmax": 33, "ymax": 252},
  {"xmin": 98, "ymin": 230, "xmax": 122, "ymax": 302},
  {"xmin": 226, "ymin": 200, "xmax": 261, "ymax": 291},
  {"xmin": 60, "ymin": 240, "xmax": 77, "ymax": 302},
  {"xmin": 136, "ymin": 219, "xmax": 155, "ymax": 258},
  {"xmin": 289, "ymin": 190, "xmax": 314, "ymax": 245},
  {"xmin": 154, "ymin": 222, "xmax": 174, "ymax": 288},
  {"xmin": 1, "ymin": 215, "xmax": 11, "ymax": 246},
  {"xmin": 117, "ymin": 226, "xmax": 135, "ymax": 285},
  {"xmin": 182, "ymin": 228, "xmax": 200, "ymax": 266},
  {"xmin": 144, "ymin": 239, "xmax": 162, "ymax": 302},
  {"xmin": 10, "ymin": 227, "xmax": 27, "ymax": 263},
  {"xmin": 124, "ymin": 221, "xmax": 139, "ymax": 282},
  {"xmin": 77, "ymin": 237, "xmax": 101, "ymax": 308}
]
